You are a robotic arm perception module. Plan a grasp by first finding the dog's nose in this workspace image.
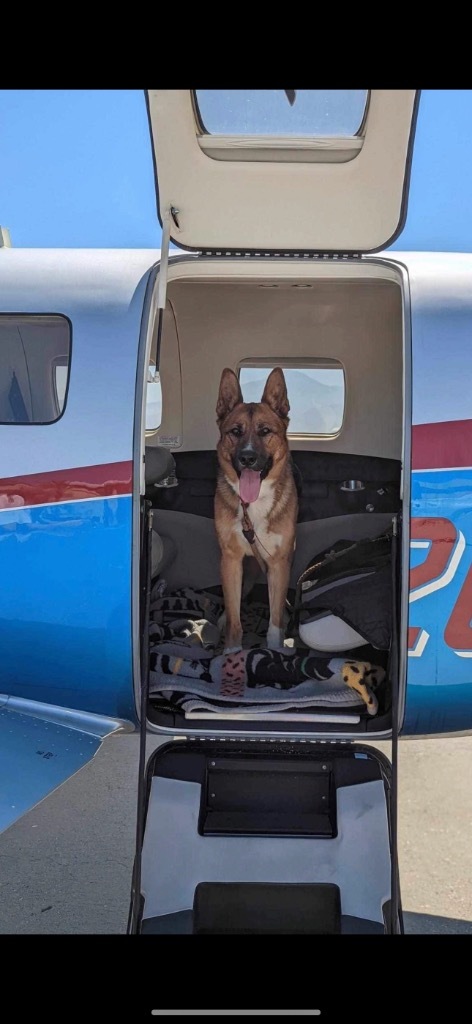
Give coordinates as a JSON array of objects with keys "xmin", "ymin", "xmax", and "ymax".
[{"xmin": 239, "ymin": 450, "xmax": 258, "ymax": 469}]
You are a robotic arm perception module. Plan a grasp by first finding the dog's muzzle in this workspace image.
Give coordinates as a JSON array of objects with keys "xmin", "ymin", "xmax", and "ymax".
[{"xmin": 234, "ymin": 446, "xmax": 271, "ymax": 477}]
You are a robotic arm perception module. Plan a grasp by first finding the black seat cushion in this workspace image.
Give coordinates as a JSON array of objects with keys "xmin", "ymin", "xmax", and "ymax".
[{"xmin": 151, "ymin": 450, "xmax": 400, "ymax": 522}]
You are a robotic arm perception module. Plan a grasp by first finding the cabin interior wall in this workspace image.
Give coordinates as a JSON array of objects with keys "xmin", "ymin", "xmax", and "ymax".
[
  {"xmin": 150, "ymin": 271, "xmax": 404, "ymax": 591},
  {"xmin": 158, "ymin": 273, "xmax": 403, "ymax": 459}
]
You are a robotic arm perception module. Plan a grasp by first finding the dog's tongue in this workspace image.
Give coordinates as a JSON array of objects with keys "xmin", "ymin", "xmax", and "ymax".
[{"xmin": 239, "ymin": 469, "xmax": 262, "ymax": 504}]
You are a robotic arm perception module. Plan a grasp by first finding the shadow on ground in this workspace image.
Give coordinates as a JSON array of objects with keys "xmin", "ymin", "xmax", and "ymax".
[
  {"xmin": 1, "ymin": 733, "xmax": 472, "ymax": 934},
  {"xmin": 404, "ymin": 911, "xmax": 472, "ymax": 934}
]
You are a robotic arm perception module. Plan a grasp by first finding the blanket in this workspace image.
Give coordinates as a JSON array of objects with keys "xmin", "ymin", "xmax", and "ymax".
[{"xmin": 149, "ymin": 584, "xmax": 385, "ymax": 716}]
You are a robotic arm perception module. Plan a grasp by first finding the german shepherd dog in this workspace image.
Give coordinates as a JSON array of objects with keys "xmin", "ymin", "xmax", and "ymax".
[{"xmin": 215, "ymin": 367, "xmax": 298, "ymax": 653}]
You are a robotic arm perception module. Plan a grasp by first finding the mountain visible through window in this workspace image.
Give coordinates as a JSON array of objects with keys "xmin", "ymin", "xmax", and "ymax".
[{"xmin": 239, "ymin": 364, "xmax": 345, "ymax": 436}]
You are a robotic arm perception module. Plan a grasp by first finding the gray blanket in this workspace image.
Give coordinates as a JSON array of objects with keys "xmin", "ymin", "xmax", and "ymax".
[{"xmin": 149, "ymin": 584, "xmax": 383, "ymax": 716}]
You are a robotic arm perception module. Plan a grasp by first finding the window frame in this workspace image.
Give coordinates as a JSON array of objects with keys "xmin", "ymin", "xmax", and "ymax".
[
  {"xmin": 193, "ymin": 89, "xmax": 370, "ymax": 140},
  {"xmin": 238, "ymin": 357, "xmax": 346, "ymax": 440},
  {"xmin": 0, "ymin": 312, "xmax": 72, "ymax": 426},
  {"xmin": 192, "ymin": 91, "xmax": 371, "ymax": 167}
]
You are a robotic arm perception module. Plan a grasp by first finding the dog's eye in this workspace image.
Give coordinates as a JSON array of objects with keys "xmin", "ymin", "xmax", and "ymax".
[
  {"xmin": 259, "ymin": 427, "xmax": 272, "ymax": 437},
  {"xmin": 230, "ymin": 426, "xmax": 243, "ymax": 437}
]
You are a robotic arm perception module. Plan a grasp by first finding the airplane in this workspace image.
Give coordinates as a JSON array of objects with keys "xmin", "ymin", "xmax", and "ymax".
[{"xmin": 0, "ymin": 88, "xmax": 470, "ymax": 935}]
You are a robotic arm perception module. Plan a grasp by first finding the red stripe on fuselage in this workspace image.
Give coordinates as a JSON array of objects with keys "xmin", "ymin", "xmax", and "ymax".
[
  {"xmin": 412, "ymin": 420, "xmax": 472, "ymax": 471},
  {"xmin": 0, "ymin": 421, "xmax": 469, "ymax": 511},
  {"xmin": 0, "ymin": 461, "xmax": 133, "ymax": 509}
]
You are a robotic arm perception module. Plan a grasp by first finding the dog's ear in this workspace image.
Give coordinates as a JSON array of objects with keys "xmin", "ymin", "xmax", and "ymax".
[
  {"xmin": 261, "ymin": 367, "xmax": 290, "ymax": 419},
  {"xmin": 216, "ymin": 368, "xmax": 244, "ymax": 423}
]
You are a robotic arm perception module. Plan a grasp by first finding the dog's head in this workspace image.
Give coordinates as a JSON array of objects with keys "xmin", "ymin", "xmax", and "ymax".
[{"xmin": 216, "ymin": 367, "xmax": 291, "ymax": 503}]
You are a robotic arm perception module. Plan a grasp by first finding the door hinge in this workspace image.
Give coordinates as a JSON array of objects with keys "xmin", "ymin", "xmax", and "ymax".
[
  {"xmin": 201, "ymin": 249, "xmax": 363, "ymax": 261},
  {"xmin": 157, "ymin": 206, "xmax": 180, "ymax": 310},
  {"xmin": 187, "ymin": 736, "xmax": 355, "ymax": 746}
]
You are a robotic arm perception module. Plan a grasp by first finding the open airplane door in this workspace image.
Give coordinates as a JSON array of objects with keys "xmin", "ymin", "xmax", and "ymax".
[
  {"xmin": 147, "ymin": 89, "xmax": 419, "ymax": 253},
  {"xmin": 125, "ymin": 90, "xmax": 422, "ymax": 938}
]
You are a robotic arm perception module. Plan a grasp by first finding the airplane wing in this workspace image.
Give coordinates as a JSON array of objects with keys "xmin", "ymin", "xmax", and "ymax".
[{"xmin": 0, "ymin": 693, "xmax": 131, "ymax": 834}]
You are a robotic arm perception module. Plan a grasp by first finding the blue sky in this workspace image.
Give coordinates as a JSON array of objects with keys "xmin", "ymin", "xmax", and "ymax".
[{"xmin": 1, "ymin": 89, "xmax": 472, "ymax": 250}]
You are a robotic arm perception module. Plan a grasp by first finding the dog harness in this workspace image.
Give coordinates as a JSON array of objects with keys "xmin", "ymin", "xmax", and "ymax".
[{"xmin": 240, "ymin": 499, "xmax": 270, "ymax": 574}]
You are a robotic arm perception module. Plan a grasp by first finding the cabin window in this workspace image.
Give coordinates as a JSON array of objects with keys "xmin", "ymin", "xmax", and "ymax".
[
  {"xmin": 145, "ymin": 312, "xmax": 163, "ymax": 434},
  {"xmin": 238, "ymin": 360, "xmax": 345, "ymax": 437},
  {"xmin": 146, "ymin": 364, "xmax": 162, "ymax": 432},
  {"xmin": 194, "ymin": 90, "xmax": 368, "ymax": 137},
  {"xmin": 0, "ymin": 314, "xmax": 71, "ymax": 424}
]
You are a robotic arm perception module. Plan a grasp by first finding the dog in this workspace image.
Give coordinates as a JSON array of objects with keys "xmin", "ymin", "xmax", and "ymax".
[{"xmin": 214, "ymin": 367, "xmax": 298, "ymax": 653}]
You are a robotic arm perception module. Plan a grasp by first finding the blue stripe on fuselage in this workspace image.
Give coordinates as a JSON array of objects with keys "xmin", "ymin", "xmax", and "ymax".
[
  {"xmin": 0, "ymin": 494, "xmax": 135, "ymax": 721},
  {"xmin": 3, "ymin": 475, "xmax": 472, "ymax": 737},
  {"xmin": 404, "ymin": 467, "xmax": 472, "ymax": 734}
]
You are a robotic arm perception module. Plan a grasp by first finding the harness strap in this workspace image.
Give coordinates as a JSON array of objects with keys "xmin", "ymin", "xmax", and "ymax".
[{"xmin": 240, "ymin": 500, "xmax": 268, "ymax": 574}]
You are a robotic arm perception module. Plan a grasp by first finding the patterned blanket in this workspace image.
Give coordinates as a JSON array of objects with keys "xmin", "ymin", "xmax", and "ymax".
[{"xmin": 149, "ymin": 584, "xmax": 385, "ymax": 716}]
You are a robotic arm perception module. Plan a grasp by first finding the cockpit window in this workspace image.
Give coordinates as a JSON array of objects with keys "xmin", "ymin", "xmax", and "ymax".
[{"xmin": 0, "ymin": 314, "xmax": 71, "ymax": 424}]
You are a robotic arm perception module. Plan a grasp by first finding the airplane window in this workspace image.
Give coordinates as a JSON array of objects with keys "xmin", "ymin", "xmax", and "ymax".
[
  {"xmin": 194, "ymin": 90, "xmax": 368, "ymax": 137},
  {"xmin": 0, "ymin": 314, "xmax": 71, "ymax": 424},
  {"xmin": 239, "ymin": 361, "xmax": 345, "ymax": 437},
  {"xmin": 146, "ymin": 363, "xmax": 162, "ymax": 432}
]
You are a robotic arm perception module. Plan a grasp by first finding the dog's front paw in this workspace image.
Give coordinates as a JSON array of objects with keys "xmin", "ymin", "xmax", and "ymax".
[{"xmin": 267, "ymin": 624, "xmax": 284, "ymax": 650}]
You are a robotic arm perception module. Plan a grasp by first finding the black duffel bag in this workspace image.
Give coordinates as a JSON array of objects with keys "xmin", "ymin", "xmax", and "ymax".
[{"xmin": 293, "ymin": 531, "xmax": 393, "ymax": 652}]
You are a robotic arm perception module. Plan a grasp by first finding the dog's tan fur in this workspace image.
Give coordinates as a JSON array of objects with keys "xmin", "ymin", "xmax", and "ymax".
[{"xmin": 214, "ymin": 367, "xmax": 298, "ymax": 652}]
